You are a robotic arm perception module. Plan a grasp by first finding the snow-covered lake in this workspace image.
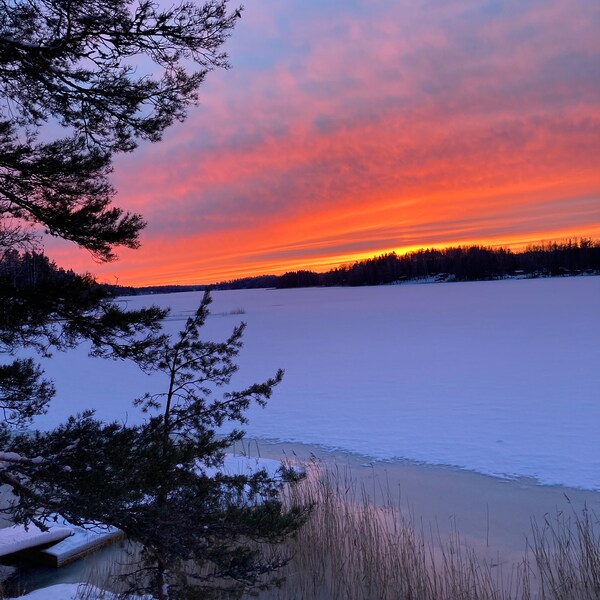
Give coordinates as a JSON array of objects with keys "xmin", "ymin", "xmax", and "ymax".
[{"xmin": 33, "ymin": 277, "xmax": 600, "ymax": 491}]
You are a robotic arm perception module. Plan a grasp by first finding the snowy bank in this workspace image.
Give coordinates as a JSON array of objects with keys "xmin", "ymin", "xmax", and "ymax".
[{"xmin": 7, "ymin": 583, "xmax": 151, "ymax": 599}]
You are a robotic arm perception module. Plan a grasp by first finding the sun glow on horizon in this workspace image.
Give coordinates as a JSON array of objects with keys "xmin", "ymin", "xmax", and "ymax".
[
  {"xmin": 47, "ymin": 0, "xmax": 599, "ymax": 287},
  {"xmin": 71, "ymin": 228, "xmax": 599, "ymax": 288}
]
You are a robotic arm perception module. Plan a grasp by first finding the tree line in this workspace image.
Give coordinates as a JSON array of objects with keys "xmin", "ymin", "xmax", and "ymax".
[{"xmin": 213, "ymin": 239, "xmax": 600, "ymax": 290}]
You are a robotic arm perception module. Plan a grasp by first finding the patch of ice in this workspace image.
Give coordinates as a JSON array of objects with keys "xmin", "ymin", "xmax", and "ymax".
[{"xmin": 202, "ymin": 455, "xmax": 284, "ymax": 479}]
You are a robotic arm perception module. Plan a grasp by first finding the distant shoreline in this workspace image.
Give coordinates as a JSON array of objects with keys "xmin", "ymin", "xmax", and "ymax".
[
  {"xmin": 121, "ymin": 270, "xmax": 600, "ymax": 298},
  {"xmin": 111, "ymin": 239, "xmax": 600, "ymax": 294}
]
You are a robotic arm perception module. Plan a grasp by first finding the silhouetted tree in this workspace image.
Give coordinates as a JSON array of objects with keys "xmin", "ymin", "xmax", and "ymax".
[
  {"xmin": 0, "ymin": 3, "xmax": 305, "ymax": 597},
  {"xmin": 8, "ymin": 292, "xmax": 305, "ymax": 600},
  {"xmin": 221, "ymin": 241, "xmax": 600, "ymax": 290},
  {"xmin": 1, "ymin": 0, "xmax": 241, "ymax": 427}
]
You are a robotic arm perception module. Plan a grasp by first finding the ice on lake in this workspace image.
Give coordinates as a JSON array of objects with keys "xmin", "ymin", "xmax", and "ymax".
[{"xmin": 32, "ymin": 277, "xmax": 600, "ymax": 491}]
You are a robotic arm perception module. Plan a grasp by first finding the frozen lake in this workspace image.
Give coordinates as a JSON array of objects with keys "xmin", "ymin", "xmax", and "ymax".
[{"xmin": 34, "ymin": 277, "xmax": 600, "ymax": 491}]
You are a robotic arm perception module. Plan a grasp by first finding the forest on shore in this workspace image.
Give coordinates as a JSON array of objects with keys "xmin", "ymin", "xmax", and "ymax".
[
  {"xmin": 141, "ymin": 239, "xmax": 600, "ymax": 294},
  {"xmin": 230, "ymin": 238, "xmax": 600, "ymax": 290},
  {"xmin": 3, "ymin": 239, "xmax": 597, "ymax": 297}
]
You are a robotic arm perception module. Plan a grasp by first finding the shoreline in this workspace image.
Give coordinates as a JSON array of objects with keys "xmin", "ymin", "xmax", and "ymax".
[
  {"xmin": 238, "ymin": 437, "xmax": 600, "ymax": 567},
  {"xmin": 3, "ymin": 437, "xmax": 599, "ymax": 595}
]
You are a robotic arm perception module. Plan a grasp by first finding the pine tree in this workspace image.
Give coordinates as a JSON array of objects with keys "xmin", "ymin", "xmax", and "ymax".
[
  {"xmin": 0, "ymin": 2, "xmax": 305, "ymax": 597},
  {"xmin": 1, "ymin": 0, "xmax": 241, "ymax": 427},
  {"xmin": 8, "ymin": 292, "xmax": 305, "ymax": 599}
]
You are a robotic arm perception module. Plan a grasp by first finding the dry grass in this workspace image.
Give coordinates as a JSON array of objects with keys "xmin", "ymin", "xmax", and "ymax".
[
  {"xmin": 247, "ymin": 461, "xmax": 600, "ymax": 600},
  {"xmin": 529, "ymin": 505, "xmax": 600, "ymax": 600}
]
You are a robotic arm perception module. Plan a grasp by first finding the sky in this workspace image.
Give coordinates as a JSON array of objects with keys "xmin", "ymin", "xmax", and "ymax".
[{"xmin": 50, "ymin": 0, "xmax": 600, "ymax": 286}]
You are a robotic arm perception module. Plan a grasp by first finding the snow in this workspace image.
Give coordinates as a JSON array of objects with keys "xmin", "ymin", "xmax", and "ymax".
[
  {"xmin": 7, "ymin": 583, "xmax": 150, "ymax": 599},
  {"xmin": 35, "ymin": 518, "xmax": 122, "ymax": 565},
  {"xmin": 0, "ymin": 516, "xmax": 122, "ymax": 566},
  {"xmin": 0, "ymin": 452, "xmax": 23, "ymax": 462},
  {"xmin": 0, "ymin": 525, "xmax": 72, "ymax": 557},
  {"xmin": 0, "ymin": 452, "xmax": 48, "ymax": 468},
  {"xmin": 7, "ymin": 584, "xmax": 81, "ymax": 600},
  {"xmin": 28, "ymin": 277, "xmax": 600, "ymax": 491}
]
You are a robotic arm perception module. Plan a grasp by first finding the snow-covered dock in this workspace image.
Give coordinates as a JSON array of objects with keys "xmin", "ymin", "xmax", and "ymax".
[
  {"xmin": 0, "ymin": 520, "xmax": 123, "ymax": 568},
  {"xmin": 0, "ymin": 455, "xmax": 278, "ymax": 569},
  {"xmin": 0, "ymin": 525, "xmax": 72, "ymax": 558},
  {"xmin": 18, "ymin": 522, "xmax": 124, "ymax": 568}
]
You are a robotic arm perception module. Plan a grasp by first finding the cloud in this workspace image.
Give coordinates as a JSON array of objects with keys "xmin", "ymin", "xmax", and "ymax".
[{"xmin": 50, "ymin": 0, "xmax": 600, "ymax": 285}]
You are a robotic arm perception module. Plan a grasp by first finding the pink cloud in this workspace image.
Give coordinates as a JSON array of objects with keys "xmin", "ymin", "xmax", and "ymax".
[{"xmin": 51, "ymin": 0, "xmax": 600, "ymax": 285}]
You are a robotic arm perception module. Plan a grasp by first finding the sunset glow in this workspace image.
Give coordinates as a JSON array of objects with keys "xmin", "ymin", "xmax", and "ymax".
[{"xmin": 49, "ymin": 0, "xmax": 600, "ymax": 286}]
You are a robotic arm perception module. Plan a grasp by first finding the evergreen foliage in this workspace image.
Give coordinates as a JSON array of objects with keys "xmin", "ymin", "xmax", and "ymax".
[
  {"xmin": 0, "ymin": 0, "xmax": 242, "ymax": 427},
  {"xmin": 7, "ymin": 292, "xmax": 305, "ymax": 599},
  {"xmin": 0, "ymin": 2, "xmax": 305, "ymax": 597}
]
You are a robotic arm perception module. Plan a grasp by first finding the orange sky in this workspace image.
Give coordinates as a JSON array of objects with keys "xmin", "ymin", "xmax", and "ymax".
[{"xmin": 47, "ymin": 0, "xmax": 600, "ymax": 286}]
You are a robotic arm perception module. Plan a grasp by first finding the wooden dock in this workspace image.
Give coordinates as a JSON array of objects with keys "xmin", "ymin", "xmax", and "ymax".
[{"xmin": 0, "ymin": 519, "xmax": 124, "ymax": 568}]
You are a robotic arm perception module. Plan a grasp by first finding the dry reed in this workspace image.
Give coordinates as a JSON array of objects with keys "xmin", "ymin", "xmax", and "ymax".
[
  {"xmin": 247, "ymin": 460, "xmax": 600, "ymax": 600},
  {"xmin": 5, "ymin": 461, "xmax": 598, "ymax": 599}
]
